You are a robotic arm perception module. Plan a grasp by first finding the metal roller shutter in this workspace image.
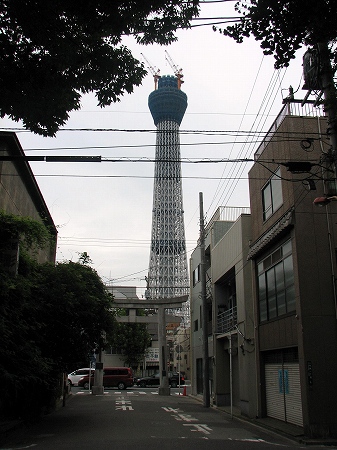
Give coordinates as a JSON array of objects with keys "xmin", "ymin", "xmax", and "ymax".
[
  {"xmin": 284, "ymin": 363, "xmax": 303, "ymax": 427},
  {"xmin": 265, "ymin": 363, "xmax": 285, "ymax": 422},
  {"xmin": 265, "ymin": 361, "xmax": 303, "ymax": 427}
]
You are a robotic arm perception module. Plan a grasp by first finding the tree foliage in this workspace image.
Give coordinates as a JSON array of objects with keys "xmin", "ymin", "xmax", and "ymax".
[
  {"xmin": 109, "ymin": 312, "xmax": 152, "ymax": 367},
  {"xmin": 33, "ymin": 261, "xmax": 116, "ymax": 370},
  {"xmin": 0, "ymin": 0, "xmax": 199, "ymax": 136},
  {"xmin": 215, "ymin": 0, "xmax": 337, "ymax": 68},
  {"xmin": 0, "ymin": 210, "xmax": 54, "ymax": 252},
  {"xmin": 0, "ymin": 212, "xmax": 153, "ymax": 419},
  {"xmin": 0, "ymin": 255, "xmax": 116, "ymax": 420}
]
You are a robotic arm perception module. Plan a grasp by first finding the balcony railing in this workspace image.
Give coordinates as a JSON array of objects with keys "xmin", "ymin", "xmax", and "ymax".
[{"xmin": 217, "ymin": 306, "xmax": 237, "ymax": 334}]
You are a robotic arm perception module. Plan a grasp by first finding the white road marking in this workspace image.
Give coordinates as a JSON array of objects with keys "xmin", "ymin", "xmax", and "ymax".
[
  {"xmin": 173, "ymin": 413, "xmax": 198, "ymax": 422},
  {"xmin": 0, "ymin": 446, "xmax": 37, "ymax": 449},
  {"xmin": 183, "ymin": 424, "xmax": 212, "ymax": 435},
  {"xmin": 162, "ymin": 407, "xmax": 182, "ymax": 413},
  {"xmin": 115, "ymin": 405, "xmax": 134, "ymax": 410}
]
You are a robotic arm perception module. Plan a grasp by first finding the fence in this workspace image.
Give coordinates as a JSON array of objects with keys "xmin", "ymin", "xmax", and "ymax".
[{"xmin": 217, "ymin": 306, "xmax": 237, "ymax": 334}]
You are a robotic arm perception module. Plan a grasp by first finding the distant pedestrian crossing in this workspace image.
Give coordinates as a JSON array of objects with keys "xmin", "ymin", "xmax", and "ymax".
[{"xmin": 76, "ymin": 389, "xmax": 186, "ymax": 396}]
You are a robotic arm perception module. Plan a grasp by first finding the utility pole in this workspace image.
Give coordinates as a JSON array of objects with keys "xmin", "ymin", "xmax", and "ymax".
[
  {"xmin": 199, "ymin": 192, "xmax": 210, "ymax": 407},
  {"xmin": 318, "ymin": 42, "xmax": 337, "ymax": 180},
  {"xmin": 92, "ymin": 350, "xmax": 104, "ymax": 395},
  {"xmin": 158, "ymin": 305, "xmax": 170, "ymax": 395}
]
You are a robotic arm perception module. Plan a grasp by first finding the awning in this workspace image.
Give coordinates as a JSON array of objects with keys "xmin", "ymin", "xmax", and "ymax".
[{"xmin": 247, "ymin": 209, "xmax": 294, "ymax": 260}]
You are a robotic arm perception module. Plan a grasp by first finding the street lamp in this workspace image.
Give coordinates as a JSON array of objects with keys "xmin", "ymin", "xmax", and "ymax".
[{"xmin": 313, "ymin": 196, "xmax": 337, "ymax": 206}]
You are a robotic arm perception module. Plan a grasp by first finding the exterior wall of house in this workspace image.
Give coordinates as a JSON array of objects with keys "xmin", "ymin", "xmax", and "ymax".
[
  {"xmin": 103, "ymin": 352, "xmax": 126, "ymax": 367},
  {"xmin": 170, "ymin": 325, "xmax": 190, "ymax": 378},
  {"xmin": 248, "ymin": 110, "xmax": 337, "ymax": 437},
  {"xmin": 249, "ymin": 114, "xmax": 329, "ymax": 241},
  {"xmin": 0, "ymin": 132, "xmax": 57, "ymax": 264},
  {"xmin": 190, "ymin": 211, "xmax": 256, "ymax": 417},
  {"xmin": 190, "ymin": 106, "xmax": 337, "ymax": 437},
  {"xmin": 190, "ymin": 224, "xmax": 214, "ymax": 396},
  {"xmin": 190, "ymin": 243, "xmax": 208, "ymax": 395},
  {"xmin": 211, "ymin": 214, "xmax": 256, "ymax": 417}
]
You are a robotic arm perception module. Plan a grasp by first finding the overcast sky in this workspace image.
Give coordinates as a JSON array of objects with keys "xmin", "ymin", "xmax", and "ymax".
[{"xmin": 1, "ymin": 2, "xmax": 308, "ymax": 297}]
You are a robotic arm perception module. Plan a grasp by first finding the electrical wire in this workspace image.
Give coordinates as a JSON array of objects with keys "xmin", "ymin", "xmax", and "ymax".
[
  {"xmin": 222, "ymin": 67, "xmax": 289, "ymax": 206},
  {"xmin": 1, "ymin": 127, "xmax": 322, "ymax": 136},
  {"xmin": 208, "ymin": 54, "xmax": 266, "ymax": 213},
  {"xmin": 209, "ymin": 63, "xmax": 293, "ymax": 213},
  {"xmin": 0, "ymin": 156, "xmax": 321, "ymax": 164}
]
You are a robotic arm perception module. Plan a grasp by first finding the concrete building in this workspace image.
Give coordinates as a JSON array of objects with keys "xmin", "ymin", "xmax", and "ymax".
[
  {"xmin": 190, "ymin": 207, "xmax": 254, "ymax": 415},
  {"xmin": 169, "ymin": 324, "xmax": 190, "ymax": 379},
  {"xmin": 248, "ymin": 100, "xmax": 337, "ymax": 438},
  {"xmin": 190, "ymin": 100, "xmax": 337, "ymax": 438},
  {"xmin": 212, "ymin": 212, "xmax": 256, "ymax": 416},
  {"xmin": 0, "ymin": 131, "xmax": 57, "ymax": 267},
  {"xmin": 104, "ymin": 285, "xmax": 182, "ymax": 377}
]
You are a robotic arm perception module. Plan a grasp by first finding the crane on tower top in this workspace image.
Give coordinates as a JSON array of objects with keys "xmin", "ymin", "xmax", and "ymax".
[
  {"xmin": 165, "ymin": 50, "xmax": 184, "ymax": 89},
  {"xmin": 141, "ymin": 53, "xmax": 161, "ymax": 90}
]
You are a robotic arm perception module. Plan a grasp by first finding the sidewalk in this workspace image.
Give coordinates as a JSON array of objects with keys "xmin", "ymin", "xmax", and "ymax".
[
  {"xmin": 0, "ymin": 393, "xmax": 68, "ymax": 445},
  {"xmin": 190, "ymin": 394, "xmax": 337, "ymax": 447}
]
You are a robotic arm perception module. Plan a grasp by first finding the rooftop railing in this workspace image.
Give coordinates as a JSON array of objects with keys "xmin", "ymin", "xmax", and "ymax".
[
  {"xmin": 205, "ymin": 206, "xmax": 251, "ymax": 232},
  {"xmin": 254, "ymin": 99, "xmax": 325, "ymax": 159}
]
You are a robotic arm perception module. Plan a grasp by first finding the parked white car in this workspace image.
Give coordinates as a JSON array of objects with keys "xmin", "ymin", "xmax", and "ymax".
[{"xmin": 68, "ymin": 368, "xmax": 95, "ymax": 386}]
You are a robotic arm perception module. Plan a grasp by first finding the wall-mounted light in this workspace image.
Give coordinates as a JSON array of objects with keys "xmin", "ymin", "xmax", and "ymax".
[{"xmin": 313, "ymin": 196, "xmax": 337, "ymax": 206}]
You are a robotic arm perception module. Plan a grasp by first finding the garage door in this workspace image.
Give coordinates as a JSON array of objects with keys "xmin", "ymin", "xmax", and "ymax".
[{"xmin": 265, "ymin": 362, "xmax": 303, "ymax": 427}]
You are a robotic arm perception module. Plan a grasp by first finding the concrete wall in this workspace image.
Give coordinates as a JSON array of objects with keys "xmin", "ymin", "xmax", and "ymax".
[
  {"xmin": 189, "ymin": 246, "xmax": 205, "ymax": 395},
  {"xmin": 248, "ymin": 112, "xmax": 337, "ymax": 437},
  {"xmin": 248, "ymin": 115, "xmax": 328, "ymax": 242},
  {"xmin": 0, "ymin": 133, "xmax": 57, "ymax": 264},
  {"xmin": 211, "ymin": 215, "xmax": 257, "ymax": 417}
]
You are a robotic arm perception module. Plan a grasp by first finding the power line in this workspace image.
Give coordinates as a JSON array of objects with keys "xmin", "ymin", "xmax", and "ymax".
[
  {"xmin": 199, "ymin": 0, "xmax": 238, "ymax": 3},
  {"xmin": 220, "ymin": 67, "xmax": 289, "ymax": 207},
  {"xmin": 0, "ymin": 156, "xmax": 321, "ymax": 164},
  {"xmin": 21, "ymin": 136, "xmax": 323, "ymax": 152},
  {"xmin": 0, "ymin": 127, "xmax": 323, "ymax": 136},
  {"xmin": 1, "ymin": 173, "xmax": 319, "ymax": 183},
  {"xmin": 209, "ymin": 54, "xmax": 266, "ymax": 213},
  {"xmin": 21, "ymin": 110, "xmax": 280, "ymax": 116},
  {"xmin": 191, "ymin": 16, "xmax": 240, "ymax": 20}
]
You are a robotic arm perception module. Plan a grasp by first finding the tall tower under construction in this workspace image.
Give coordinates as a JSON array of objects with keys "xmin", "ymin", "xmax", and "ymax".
[{"xmin": 146, "ymin": 74, "xmax": 189, "ymax": 307}]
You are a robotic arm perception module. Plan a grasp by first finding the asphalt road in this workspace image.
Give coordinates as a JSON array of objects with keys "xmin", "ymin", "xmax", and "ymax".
[{"xmin": 1, "ymin": 388, "xmax": 335, "ymax": 450}]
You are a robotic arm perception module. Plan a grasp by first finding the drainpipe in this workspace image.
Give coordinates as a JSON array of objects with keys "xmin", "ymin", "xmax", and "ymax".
[{"xmin": 229, "ymin": 333, "xmax": 233, "ymax": 419}]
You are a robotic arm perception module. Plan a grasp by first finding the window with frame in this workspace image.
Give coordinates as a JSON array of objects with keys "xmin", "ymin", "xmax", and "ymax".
[
  {"xmin": 257, "ymin": 240, "xmax": 295, "ymax": 322},
  {"xmin": 105, "ymin": 347, "xmax": 122, "ymax": 355},
  {"xmin": 193, "ymin": 265, "xmax": 200, "ymax": 286},
  {"xmin": 262, "ymin": 167, "xmax": 283, "ymax": 220}
]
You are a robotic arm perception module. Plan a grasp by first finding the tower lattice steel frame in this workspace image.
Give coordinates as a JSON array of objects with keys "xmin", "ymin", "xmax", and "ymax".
[{"xmin": 146, "ymin": 75, "xmax": 189, "ymax": 318}]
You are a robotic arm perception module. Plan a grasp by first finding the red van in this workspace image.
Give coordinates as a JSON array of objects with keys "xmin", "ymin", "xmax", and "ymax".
[{"xmin": 78, "ymin": 367, "xmax": 133, "ymax": 390}]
